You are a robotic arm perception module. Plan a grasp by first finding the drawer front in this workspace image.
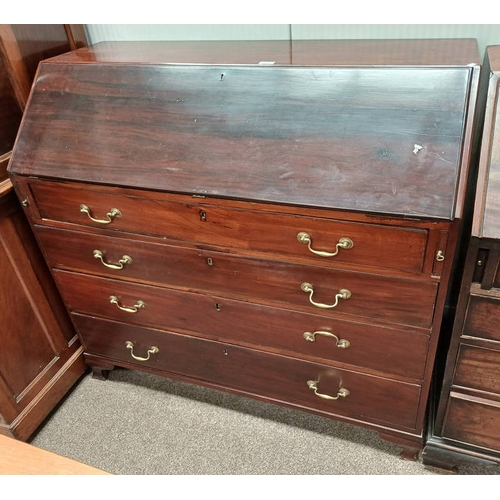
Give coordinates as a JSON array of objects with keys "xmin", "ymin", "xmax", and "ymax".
[
  {"xmin": 30, "ymin": 181, "xmax": 428, "ymax": 274},
  {"xmin": 463, "ymin": 295, "xmax": 500, "ymax": 343},
  {"xmin": 453, "ymin": 344, "xmax": 500, "ymax": 395},
  {"xmin": 442, "ymin": 393, "xmax": 500, "ymax": 453},
  {"xmin": 73, "ymin": 314, "xmax": 422, "ymax": 430},
  {"xmin": 51, "ymin": 255, "xmax": 437, "ymax": 329},
  {"xmin": 53, "ymin": 270, "xmax": 428, "ymax": 379}
]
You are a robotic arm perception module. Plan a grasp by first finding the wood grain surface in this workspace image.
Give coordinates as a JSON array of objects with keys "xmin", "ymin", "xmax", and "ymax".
[
  {"xmin": 7, "ymin": 39, "xmax": 481, "ymax": 458},
  {"xmin": 52, "ymin": 258, "xmax": 438, "ymax": 329},
  {"xmin": 72, "ymin": 314, "xmax": 422, "ymax": 430},
  {"xmin": 44, "ymin": 39, "xmax": 480, "ymax": 66},
  {"xmin": 10, "ymin": 59, "xmax": 472, "ymax": 219},
  {"xmin": 0, "ymin": 434, "xmax": 109, "ymax": 474}
]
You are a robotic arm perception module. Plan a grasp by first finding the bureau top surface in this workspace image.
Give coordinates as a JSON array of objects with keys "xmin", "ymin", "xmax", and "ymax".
[
  {"xmin": 8, "ymin": 40, "xmax": 480, "ymax": 220},
  {"xmin": 42, "ymin": 39, "xmax": 481, "ymax": 67}
]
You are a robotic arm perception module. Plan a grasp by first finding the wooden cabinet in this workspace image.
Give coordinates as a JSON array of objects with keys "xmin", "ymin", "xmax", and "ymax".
[
  {"xmin": 0, "ymin": 24, "xmax": 88, "ymax": 440},
  {"xmin": 422, "ymin": 45, "xmax": 500, "ymax": 470},
  {"xmin": 0, "ymin": 188, "xmax": 86, "ymax": 440},
  {"xmin": 8, "ymin": 39, "xmax": 482, "ymax": 457}
]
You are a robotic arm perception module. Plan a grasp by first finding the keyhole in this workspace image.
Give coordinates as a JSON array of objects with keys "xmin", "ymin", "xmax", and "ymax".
[
  {"xmin": 207, "ymin": 257, "xmax": 213, "ymax": 266},
  {"xmin": 199, "ymin": 210, "xmax": 206, "ymax": 221},
  {"xmin": 223, "ymin": 349, "xmax": 228, "ymax": 356},
  {"xmin": 215, "ymin": 303, "xmax": 221, "ymax": 311},
  {"xmin": 220, "ymin": 74, "xmax": 225, "ymax": 80}
]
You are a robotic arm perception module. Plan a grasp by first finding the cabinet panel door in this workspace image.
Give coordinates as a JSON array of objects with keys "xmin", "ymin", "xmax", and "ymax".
[
  {"xmin": 0, "ymin": 193, "xmax": 80, "ymax": 424},
  {"xmin": 0, "ymin": 236, "xmax": 58, "ymax": 397}
]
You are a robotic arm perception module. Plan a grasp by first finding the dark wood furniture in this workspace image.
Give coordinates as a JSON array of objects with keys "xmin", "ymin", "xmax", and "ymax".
[
  {"xmin": 8, "ymin": 39, "xmax": 482, "ymax": 458},
  {"xmin": 1, "ymin": 24, "xmax": 87, "ymax": 185},
  {"xmin": 422, "ymin": 45, "xmax": 500, "ymax": 470},
  {"xmin": 0, "ymin": 24, "xmax": 88, "ymax": 440}
]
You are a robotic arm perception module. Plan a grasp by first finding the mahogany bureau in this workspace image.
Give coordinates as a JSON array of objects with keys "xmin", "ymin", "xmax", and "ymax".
[
  {"xmin": 422, "ymin": 45, "xmax": 500, "ymax": 470},
  {"xmin": 8, "ymin": 39, "xmax": 482, "ymax": 459}
]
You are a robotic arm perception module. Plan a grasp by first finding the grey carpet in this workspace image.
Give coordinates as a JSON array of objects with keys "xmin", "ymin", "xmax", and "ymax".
[{"xmin": 29, "ymin": 368, "xmax": 500, "ymax": 475}]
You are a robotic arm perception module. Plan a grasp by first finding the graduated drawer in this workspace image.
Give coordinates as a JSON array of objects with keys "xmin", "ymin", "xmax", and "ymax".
[
  {"xmin": 29, "ymin": 180, "xmax": 428, "ymax": 274},
  {"xmin": 52, "ymin": 270, "xmax": 429, "ymax": 379},
  {"xmin": 49, "ymin": 241, "xmax": 438, "ymax": 328},
  {"xmin": 442, "ymin": 393, "xmax": 500, "ymax": 453},
  {"xmin": 463, "ymin": 294, "xmax": 500, "ymax": 343},
  {"xmin": 73, "ymin": 314, "xmax": 422, "ymax": 430},
  {"xmin": 452, "ymin": 344, "xmax": 500, "ymax": 396}
]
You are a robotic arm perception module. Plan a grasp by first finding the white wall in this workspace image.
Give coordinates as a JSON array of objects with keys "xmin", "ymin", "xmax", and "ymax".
[
  {"xmin": 85, "ymin": 25, "xmax": 291, "ymax": 42},
  {"xmin": 292, "ymin": 25, "xmax": 500, "ymax": 58},
  {"xmin": 85, "ymin": 24, "xmax": 500, "ymax": 58}
]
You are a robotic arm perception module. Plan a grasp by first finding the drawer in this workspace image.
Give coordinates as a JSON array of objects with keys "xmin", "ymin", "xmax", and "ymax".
[
  {"xmin": 442, "ymin": 393, "xmax": 500, "ymax": 453},
  {"xmin": 51, "ymin": 252, "xmax": 437, "ymax": 328},
  {"xmin": 463, "ymin": 295, "xmax": 500, "ymax": 343},
  {"xmin": 53, "ymin": 271, "xmax": 429, "ymax": 379},
  {"xmin": 73, "ymin": 314, "xmax": 422, "ymax": 430},
  {"xmin": 453, "ymin": 344, "xmax": 500, "ymax": 395},
  {"xmin": 29, "ymin": 180, "xmax": 429, "ymax": 274}
]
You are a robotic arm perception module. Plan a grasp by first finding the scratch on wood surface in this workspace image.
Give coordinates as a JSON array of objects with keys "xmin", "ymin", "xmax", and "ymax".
[{"xmin": 427, "ymin": 152, "xmax": 455, "ymax": 165}]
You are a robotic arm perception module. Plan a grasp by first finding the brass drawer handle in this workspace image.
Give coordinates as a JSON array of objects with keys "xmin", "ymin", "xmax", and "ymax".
[
  {"xmin": 297, "ymin": 232, "xmax": 353, "ymax": 258},
  {"xmin": 80, "ymin": 204, "xmax": 122, "ymax": 224},
  {"xmin": 109, "ymin": 295, "xmax": 145, "ymax": 313},
  {"xmin": 125, "ymin": 341, "xmax": 159, "ymax": 362},
  {"xmin": 300, "ymin": 282, "xmax": 351, "ymax": 309},
  {"xmin": 303, "ymin": 331, "xmax": 350, "ymax": 348},
  {"xmin": 307, "ymin": 380, "xmax": 350, "ymax": 400},
  {"xmin": 93, "ymin": 250, "xmax": 133, "ymax": 270}
]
